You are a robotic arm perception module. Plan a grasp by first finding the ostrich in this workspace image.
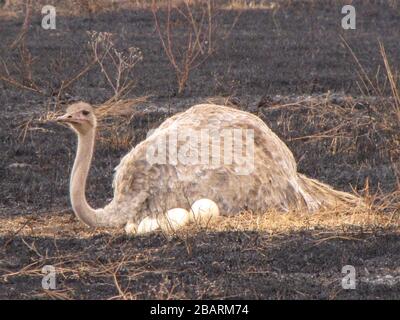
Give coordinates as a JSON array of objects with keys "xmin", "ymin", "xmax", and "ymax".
[{"xmin": 56, "ymin": 102, "xmax": 362, "ymax": 234}]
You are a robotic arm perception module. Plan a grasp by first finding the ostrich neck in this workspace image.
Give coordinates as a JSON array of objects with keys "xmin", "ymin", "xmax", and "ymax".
[{"xmin": 70, "ymin": 128, "xmax": 100, "ymax": 227}]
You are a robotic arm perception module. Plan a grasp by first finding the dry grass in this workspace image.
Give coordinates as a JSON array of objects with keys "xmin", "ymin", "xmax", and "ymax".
[
  {"xmin": 172, "ymin": 199, "xmax": 400, "ymax": 241},
  {"xmin": 1, "ymin": 203, "xmax": 398, "ymax": 241},
  {"xmin": 95, "ymin": 97, "xmax": 149, "ymax": 148},
  {"xmin": 222, "ymin": 0, "xmax": 279, "ymax": 10},
  {"xmin": 1, "ymin": 195, "xmax": 399, "ymax": 299},
  {"xmin": 1, "ymin": 0, "xmax": 277, "ymax": 15},
  {"xmin": 213, "ymin": 207, "xmax": 400, "ymax": 234}
]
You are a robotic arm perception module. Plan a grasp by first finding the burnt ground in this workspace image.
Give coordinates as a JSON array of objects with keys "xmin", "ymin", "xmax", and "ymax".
[{"xmin": 1, "ymin": 1, "xmax": 400, "ymax": 299}]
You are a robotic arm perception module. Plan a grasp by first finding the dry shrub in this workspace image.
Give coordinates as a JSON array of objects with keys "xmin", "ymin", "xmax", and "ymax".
[
  {"xmin": 2, "ymin": 28, "xmax": 144, "ymax": 114},
  {"xmin": 152, "ymin": 0, "xmax": 213, "ymax": 94},
  {"xmin": 0, "ymin": 0, "xmax": 44, "ymax": 94},
  {"xmin": 88, "ymin": 31, "xmax": 143, "ymax": 103},
  {"xmin": 257, "ymin": 93, "xmax": 400, "ymax": 192},
  {"xmin": 342, "ymin": 40, "xmax": 400, "ymax": 185},
  {"xmin": 152, "ymin": 0, "xmax": 238, "ymax": 94},
  {"xmin": 0, "ymin": 6, "xmax": 96, "ymax": 98}
]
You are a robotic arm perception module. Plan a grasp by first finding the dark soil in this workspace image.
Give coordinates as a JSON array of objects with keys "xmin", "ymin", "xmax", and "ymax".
[{"xmin": 1, "ymin": 1, "xmax": 400, "ymax": 299}]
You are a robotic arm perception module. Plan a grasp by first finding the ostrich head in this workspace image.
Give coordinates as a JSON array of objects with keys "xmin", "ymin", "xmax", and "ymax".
[{"xmin": 56, "ymin": 102, "xmax": 97, "ymax": 134}]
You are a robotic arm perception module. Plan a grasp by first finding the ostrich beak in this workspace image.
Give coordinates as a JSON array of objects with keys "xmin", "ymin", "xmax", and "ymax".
[
  {"xmin": 55, "ymin": 113, "xmax": 85, "ymax": 124},
  {"xmin": 55, "ymin": 114, "xmax": 71, "ymax": 123}
]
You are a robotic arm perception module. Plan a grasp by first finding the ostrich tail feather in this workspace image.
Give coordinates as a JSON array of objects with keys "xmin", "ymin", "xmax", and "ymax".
[{"xmin": 297, "ymin": 173, "xmax": 365, "ymax": 210}]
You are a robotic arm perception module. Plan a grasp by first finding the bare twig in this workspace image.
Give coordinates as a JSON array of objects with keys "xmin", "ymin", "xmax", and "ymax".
[
  {"xmin": 152, "ymin": 0, "xmax": 218, "ymax": 94},
  {"xmin": 10, "ymin": 0, "xmax": 32, "ymax": 50},
  {"xmin": 88, "ymin": 31, "xmax": 143, "ymax": 102}
]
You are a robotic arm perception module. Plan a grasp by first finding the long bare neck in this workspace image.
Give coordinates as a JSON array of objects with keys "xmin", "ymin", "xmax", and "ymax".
[{"xmin": 70, "ymin": 128, "xmax": 100, "ymax": 227}]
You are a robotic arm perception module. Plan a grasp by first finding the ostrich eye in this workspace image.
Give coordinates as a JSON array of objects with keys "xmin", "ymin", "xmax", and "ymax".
[{"xmin": 82, "ymin": 110, "xmax": 90, "ymax": 116}]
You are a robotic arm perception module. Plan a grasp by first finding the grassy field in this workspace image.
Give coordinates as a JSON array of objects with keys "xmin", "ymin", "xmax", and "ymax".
[{"xmin": 0, "ymin": 0, "xmax": 400, "ymax": 299}]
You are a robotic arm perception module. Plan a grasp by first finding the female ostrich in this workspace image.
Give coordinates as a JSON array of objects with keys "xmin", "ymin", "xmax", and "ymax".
[{"xmin": 56, "ymin": 102, "xmax": 361, "ymax": 234}]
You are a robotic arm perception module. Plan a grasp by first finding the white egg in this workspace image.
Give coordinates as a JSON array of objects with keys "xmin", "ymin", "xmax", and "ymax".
[
  {"xmin": 190, "ymin": 198, "xmax": 219, "ymax": 225},
  {"xmin": 137, "ymin": 217, "xmax": 159, "ymax": 234},
  {"xmin": 160, "ymin": 208, "xmax": 190, "ymax": 233}
]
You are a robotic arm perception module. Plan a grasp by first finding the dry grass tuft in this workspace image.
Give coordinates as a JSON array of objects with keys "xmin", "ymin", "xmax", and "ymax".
[
  {"xmin": 211, "ymin": 207, "xmax": 399, "ymax": 234},
  {"xmin": 95, "ymin": 96, "xmax": 148, "ymax": 122},
  {"xmin": 35, "ymin": 97, "xmax": 147, "ymax": 127},
  {"xmin": 95, "ymin": 97, "xmax": 149, "ymax": 148},
  {"xmin": 167, "ymin": 201, "xmax": 399, "ymax": 240}
]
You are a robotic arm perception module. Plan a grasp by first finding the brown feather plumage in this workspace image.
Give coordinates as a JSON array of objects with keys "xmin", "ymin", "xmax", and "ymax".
[{"xmin": 103, "ymin": 104, "xmax": 363, "ymax": 226}]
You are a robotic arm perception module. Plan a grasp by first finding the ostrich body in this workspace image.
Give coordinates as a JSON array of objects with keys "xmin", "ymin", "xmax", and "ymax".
[{"xmin": 56, "ymin": 102, "xmax": 360, "ymax": 233}]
